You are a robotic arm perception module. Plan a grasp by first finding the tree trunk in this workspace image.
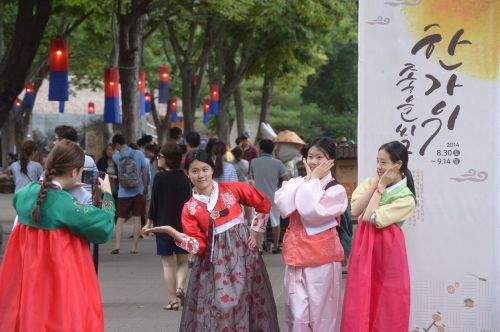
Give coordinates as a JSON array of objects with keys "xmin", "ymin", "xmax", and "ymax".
[
  {"xmin": 14, "ymin": 113, "xmax": 30, "ymax": 149},
  {"xmin": 257, "ymin": 74, "xmax": 274, "ymax": 139},
  {"xmin": 104, "ymin": 12, "xmax": 120, "ymax": 144},
  {"xmin": 214, "ymin": 35, "xmax": 257, "ymax": 144},
  {"xmin": 1, "ymin": 112, "xmax": 16, "ymax": 167},
  {"xmin": 150, "ymin": 96, "xmax": 166, "ymax": 144},
  {"xmin": 216, "ymin": 97, "xmax": 231, "ymax": 144},
  {"xmin": 0, "ymin": 0, "xmax": 51, "ymax": 130},
  {"xmin": 234, "ymin": 84, "xmax": 245, "ymax": 136},
  {"xmin": 180, "ymin": 69, "xmax": 194, "ymax": 133},
  {"xmin": 190, "ymin": 65, "xmax": 206, "ymax": 132},
  {"xmin": 167, "ymin": 19, "xmax": 214, "ymax": 135},
  {"xmin": 118, "ymin": 5, "xmax": 147, "ymax": 144},
  {"xmin": 0, "ymin": 13, "xmax": 5, "ymax": 58}
]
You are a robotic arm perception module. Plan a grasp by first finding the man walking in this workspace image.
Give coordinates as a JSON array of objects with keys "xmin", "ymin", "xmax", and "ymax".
[
  {"xmin": 53, "ymin": 125, "xmax": 97, "ymax": 205},
  {"xmin": 236, "ymin": 132, "xmax": 258, "ymax": 164},
  {"xmin": 111, "ymin": 134, "xmax": 148, "ymax": 254},
  {"xmin": 250, "ymin": 139, "xmax": 288, "ymax": 253}
]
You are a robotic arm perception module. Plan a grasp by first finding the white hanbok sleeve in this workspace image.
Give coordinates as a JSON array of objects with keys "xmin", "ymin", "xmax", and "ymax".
[
  {"xmin": 295, "ymin": 179, "xmax": 348, "ymax": 227},
  {"xmin": 274, "ymin": 177, "xmax": 304, "ymax": 218}
]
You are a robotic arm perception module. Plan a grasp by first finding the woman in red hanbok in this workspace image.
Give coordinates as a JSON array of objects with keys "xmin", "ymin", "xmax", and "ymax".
[
  {"xmin": 0, "ymin": 139, "xmax": 115, "ymax": 332},
  {"xmin": 145, "ymin": 150, "xmax": 280, "ymax": 332}
]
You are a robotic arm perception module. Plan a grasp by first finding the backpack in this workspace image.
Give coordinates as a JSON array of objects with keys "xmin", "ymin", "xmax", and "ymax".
[
  {"xmin": 118, "ymin": 149, "xmax": 140, "ymax": 189},
  {"xmin": 325, "ymin": 179, "xmax": 353, "ymax": 258}
]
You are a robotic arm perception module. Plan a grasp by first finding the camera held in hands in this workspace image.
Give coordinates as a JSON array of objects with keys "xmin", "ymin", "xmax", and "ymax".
[{"xmin": 81, "ymin": 170, "xmax": 106, "ymax": 185}]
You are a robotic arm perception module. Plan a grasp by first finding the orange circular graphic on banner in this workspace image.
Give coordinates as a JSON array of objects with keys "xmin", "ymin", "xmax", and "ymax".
[{"xmin": 402, "ymin": 0, "xmax": 500, "ymax": 80}]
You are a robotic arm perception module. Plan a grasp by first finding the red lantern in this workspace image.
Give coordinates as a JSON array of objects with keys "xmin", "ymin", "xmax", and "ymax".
[
  {"xmin": 104, "ymin": 67, "xmax": 121, "ymax": 123},
  {"xmin": 26, "ymin": 81, "xmax": 34, "ymax": 93},
  {"xmin": 169, "ymin": 97, "xmax": 178, "ymax": 123},
  {"xmin": 15, "ymin": 99, "xmax": 21, "ymax": 107},
  {"xmin": 138, "ymin": 70, "xmax": 146, "ymax": 93},
  {"xmin": 145, "ymin": 92, "xmax": 151, "ymax": 113},
  {"xmin": 49, "ymin": 37, "xmax": 68, "ymax": 72},
  {"xmin": 49, "ymin": 37, "xmax": 68, "ymax": 111},
  {"xmin": 169, "ymin": 97, "xmax": 177, "ymax": 111},
  {"xmin": 159, "ymin": 64, "xmax": 170, "ymax": 82},
  {"xmin": 203, "ymin": 98, "xmax": 210, "ymax": 124},
  {"xmin": 203, "ymin": 98, "xmax": 210, "ymax": 113},
  {"xmin": 105, "ymin": 67, "xmax": 120, "ymax": 97},
  {"xmin": 210, "ymin": 84, "xmax": 219, "ymax": 101},
  {"xmin": 193, "ymin": 74, "xmax": 199, "ymax": 86},
  {"xmin": 88, "ymin": 102, "xmax": 95, "ymax": 114},
  {"xmin": 23, "ymin": 81, "xmax": 34, "ymax": 109},
  {"xmin": 209, "ymin": 84, "xmax": 219, "ymax": 115}
]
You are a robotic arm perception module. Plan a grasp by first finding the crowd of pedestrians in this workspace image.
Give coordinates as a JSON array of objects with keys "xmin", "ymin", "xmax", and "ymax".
[{"xmin": 0, "ymin": 124, "xmax": 417, "ymax": 332}]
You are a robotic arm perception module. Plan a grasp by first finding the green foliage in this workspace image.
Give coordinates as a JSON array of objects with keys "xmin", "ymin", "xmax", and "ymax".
[
  {"xmin": 0, "ymin": 0, "xmax": 358, "ymax": 142},
  {"xmin": 68, "ymin": 8, "xmax": 114, "ymax": 90},
  {"xmin": 302, "ymin": 42, "xmax": 358, "ymax": 116},
  {"xmin": 269, "ymin": 86, "xmax": 356, "ymax": 141},
  {"xmin": 0, "ymin": 1, "xmax": 18, "ymax": 46},
  {"xmin": 233, "ymin": 78, "xmax": 357, "ymax": 141}
]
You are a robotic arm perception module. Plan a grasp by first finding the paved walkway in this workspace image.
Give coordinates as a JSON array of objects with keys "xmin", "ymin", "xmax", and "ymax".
[{"xmin": 0, "ymin": 193, "xmax": 345, "ymax": 331}]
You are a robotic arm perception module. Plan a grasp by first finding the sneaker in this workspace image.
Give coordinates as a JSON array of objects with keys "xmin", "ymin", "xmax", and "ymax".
[{"xmin": 110, "ymin": 249, "xmax": 120, "ymax": 254}]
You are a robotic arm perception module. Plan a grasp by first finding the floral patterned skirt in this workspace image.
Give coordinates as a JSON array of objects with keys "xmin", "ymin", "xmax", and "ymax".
[{"xmin": 180, "ymin": 223, "xmax": 280, "ymax": 332}]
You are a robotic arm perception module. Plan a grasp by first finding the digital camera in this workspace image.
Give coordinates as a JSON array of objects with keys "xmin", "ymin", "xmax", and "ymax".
[{"xmin": 81, "ymin": 170, "xmax": 106, "ymax": 185}]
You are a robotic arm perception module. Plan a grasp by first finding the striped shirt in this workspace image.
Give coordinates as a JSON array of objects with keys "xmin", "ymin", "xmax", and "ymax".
[{"xmin": 214, "ymin": 162, "xmax": 238, "ymax": 183}]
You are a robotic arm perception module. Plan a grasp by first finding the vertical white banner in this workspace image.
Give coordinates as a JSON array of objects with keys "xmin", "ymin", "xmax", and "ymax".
[{"xmin": 358, "ymin": 1, "xmax": 500, "ymax": 330}]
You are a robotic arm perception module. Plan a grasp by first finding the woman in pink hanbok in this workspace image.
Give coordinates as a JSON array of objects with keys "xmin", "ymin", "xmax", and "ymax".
[
  {"xmin": 341, "ymin": 141, "xmax": 416, "ymax": 332},
  {"xmin": 145, "ymin": 150, "xmax": 279, "ymax": 332},
  {"xmin": 275, "ymin": 137, "xmax": 348, "ymax": 332}
]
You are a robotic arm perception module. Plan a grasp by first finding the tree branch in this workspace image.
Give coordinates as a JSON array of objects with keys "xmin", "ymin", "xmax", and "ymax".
[
  {"xmin": 166, "ymin": 20, "xmax": 185, "ymax": 66},
  {"xmin": 194, "ymin": 19, "xmax": 215, "ymax": 69},
  {"xmin": 63, "ymin": 10, "xmax": 94, "ymax": 37},
  {"xmin": 159, "ymin": 25, "xmax": 175, "ymax": 67},
  {"xmin": 185, "ymin": 20, "xmax": 197, "ymax": 61}
]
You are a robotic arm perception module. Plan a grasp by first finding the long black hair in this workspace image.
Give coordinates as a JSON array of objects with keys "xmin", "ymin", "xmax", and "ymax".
[
  {"xmin": 184, "ymin": 150, "xmax": 215, "ymax": 173},
  {"xmin": 378, "ymin": 141, "xmax": 416, "ymax": 197},
  {"xmin": 19, "ymin": 140, "xmax": 37, "ymax": 175},
  {"xmin": 211, "ymin": 141, "xmax": 227, "ymax": 178}
]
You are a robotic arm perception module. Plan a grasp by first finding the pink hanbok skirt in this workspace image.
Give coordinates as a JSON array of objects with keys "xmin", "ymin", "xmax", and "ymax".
[{"xmin": 341, "ymin": 222, "xmax": 410, "ymax": 332}]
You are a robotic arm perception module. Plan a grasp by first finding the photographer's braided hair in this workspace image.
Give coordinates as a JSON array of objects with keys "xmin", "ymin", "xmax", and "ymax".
[{"xmin": 30, "ymin": 139, "xmax": 85, "ymax": 223}]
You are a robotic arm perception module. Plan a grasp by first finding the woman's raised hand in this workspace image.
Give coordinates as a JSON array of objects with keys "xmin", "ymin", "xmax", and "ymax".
[
  {"xmin": 98, "ymin": 174, "xmax": 112, "ymax": 194},
  {"xmin": 303, "ymin": 158, "xmax": 312, "ymax": 181},
  {"xmin": 379, "ymin": 165, "xmax": 401, "ymax": 188},
  {"xmin": 310, "ymin": 160, "xmax": 334, "ymax": 180}
]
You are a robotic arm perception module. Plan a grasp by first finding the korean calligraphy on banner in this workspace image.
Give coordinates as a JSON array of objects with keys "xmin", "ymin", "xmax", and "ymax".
[{"xmin": 359, "ymin": 1, "xmax": 500, "ymax": 330}]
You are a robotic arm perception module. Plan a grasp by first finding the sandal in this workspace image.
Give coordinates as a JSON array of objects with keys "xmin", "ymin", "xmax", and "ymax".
[
  {"xmin": 176, "ymin": 288, "xmax": 185, "ymax": 306},
  {"xmin": 163, "ymin": 301, "xmax": 179, "ymax": 311},
  {"xmin": 110, "ymin": 249, "xmax": 120, "ymax": 254}
]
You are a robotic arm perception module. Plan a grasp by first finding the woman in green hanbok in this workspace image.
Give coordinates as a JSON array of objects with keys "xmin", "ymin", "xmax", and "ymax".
[{"xmin": 0, "ymin": 139, "xmax": 115, "ymax": 332}]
